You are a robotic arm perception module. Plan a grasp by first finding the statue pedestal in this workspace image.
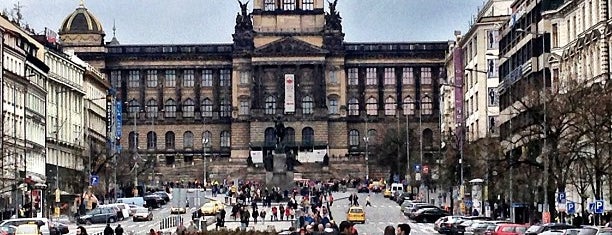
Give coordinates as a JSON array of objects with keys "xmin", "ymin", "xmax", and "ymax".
[
  {"xmin": 265, "ymin": 153, "xmax": 295, "ymax": 190},
  {"xmin": 322, "ymin": 166, "xmax": 329, "ymax": 172}
]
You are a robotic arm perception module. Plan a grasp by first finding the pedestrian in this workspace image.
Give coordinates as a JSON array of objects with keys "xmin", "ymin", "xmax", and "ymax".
[
  {"xmin": 279, "ymin": 204, "xmax": 285, "ymax": 221},
  {"xmin": 365, "ymin": 194, "xmax": 372, "ymax": 207},
  {"xmin": 175, "ymin": 222, "xmax": 186, "ymax": 235},
  {"xmin": 396, "ymin": 223, "xmax": 411, "ymax": 235},
  {"xmin": 271, "ymin": 206, "xmax": 278, "ymax": 221},
  {"xmin": 260, "ymin": 210, "xmax": 266, "ymax": 224},
  {"xmin": 328, "ymin": 194, "xmax": 334, "ymax": 207},
  {"xmin": 252, "ymin": 208, "xmax": 259, "ymax": 224},
  {"xmin": 348, "ymin": 194, "xmax": 353, "ymax": 206},
  {"xmin": 216, "ymin": 212, "xmax": 223, "ymax": 230},
  {"xmin": 76, "ymin": 226, "xmax": 87, "ymax": 235},
  {"xmin": 353, "ymin": 193, "xmax": 359, "ymax": 206},
  {"xmin": 114, "ymin": 224, "xmax": 124, "ymax": 235},
  {"xmin": 103, "ymin": 224, "xmax": 114, "ymax": 235},
  {"xmin": 383, "ymin": 225, "xmax": 394, "ymax": 235},
  {"xmin": 285, "ymin": 206, "xmax": 291, "ymax": 220},
  {"xmin": 148, "ymin": 229, "xmax": 156, "ymax": 235}
]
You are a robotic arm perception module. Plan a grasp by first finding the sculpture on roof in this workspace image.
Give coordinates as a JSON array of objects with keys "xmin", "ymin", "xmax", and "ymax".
[
  {"xmin": 234, "ymin": 0, "xmax": 254, "ymax": 51},
  {"xmin": 325, "ymin": 0, "xmax": 342, "ymax": 31}
]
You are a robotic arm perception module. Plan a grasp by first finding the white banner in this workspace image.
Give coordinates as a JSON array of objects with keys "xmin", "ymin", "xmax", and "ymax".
[
  {"xmin": 284, "ymin": 74, "xmax": 295, "ymax": 113},
  {"xmin": 250, "ymin": 151, "xmax": 263, "ymax": 163},
  {"xmin": 297, "ymin": 149, "xmax": 326, "ymax": 163}
]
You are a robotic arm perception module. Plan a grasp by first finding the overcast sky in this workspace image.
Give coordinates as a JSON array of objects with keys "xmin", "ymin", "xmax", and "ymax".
[{"xmin": 1, "ymin": 0, "xmax": 487, "ymax": 44}]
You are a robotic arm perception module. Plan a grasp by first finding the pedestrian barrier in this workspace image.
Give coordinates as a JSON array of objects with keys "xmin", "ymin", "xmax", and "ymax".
[
  {"xmin": 159, "ymin": 215, "xmax": 184, "ymax": 230},
  {"xmin": 90, "ymin": 232, "xmax": 103, "ymax": 235}
]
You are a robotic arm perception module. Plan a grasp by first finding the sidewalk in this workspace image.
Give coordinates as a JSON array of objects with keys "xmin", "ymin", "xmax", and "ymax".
[{"xmin": 207, "ymin": 220, "xmax": 294, "ymax": 232}]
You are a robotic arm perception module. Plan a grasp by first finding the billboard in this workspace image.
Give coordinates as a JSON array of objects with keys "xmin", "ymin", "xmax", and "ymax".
[
  {"xmin": 453, "ymin": 47, "xmax": 464, "ymax": 139},
  {"xmin": 284, "ymin": 74, "xmax": 295, "ymax": 113},
  {"xmin": 115, "ymin": 101, "xmax": 122, "ymax": 138}
]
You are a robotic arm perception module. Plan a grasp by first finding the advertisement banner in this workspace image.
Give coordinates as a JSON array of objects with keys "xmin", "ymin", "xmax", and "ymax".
[
  {"xmin": 453, "ymin": 47, "xmax": 464, "ymax": 142},
  {"xmin": 250, "ymin": 151, "xmax": 263, "ymax": 164},
  {"xmin": 115, "ymin": 101, "xmax": 122, "ymax": 138},
  {"xmin": 284, "ymin": 74, "xmax": 295, "ymax": 113}
]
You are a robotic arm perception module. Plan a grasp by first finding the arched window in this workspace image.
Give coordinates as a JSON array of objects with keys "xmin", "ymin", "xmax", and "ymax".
[
  {"xmin": 349, "ymin": 129, "xmax": 360, "ymax": 147},
  {"xmin": 265, "ymin": 128, "xmax": 276, "ymax": 146},
  {"xmin": 146, "ymin": 99, "xmax": 158, "ymax": 119},
  {"xmin": 202, "ymin": 131, "xmax": 212, "ymax": 148},
  {"xmin": 423, "ymin": 128, "xmax": 433, "ymax": 147},
  {"xmin": 265, "ymin": 96, "xmax": 277, "ymax": 115},
  {"xmin": 302, "ymin": 96, "xmax": 313, "ymax": 115},
  {"xmin": 421, "ymin": 96, "xmax": 433, "ymax": 115},
  {"xmin": 403, "ymin": 96, "xmax": 415, "ymax": 115},
  {"xmin": 285, "ymin": 127, "xmax": 295, "ymax": 145},
  {"xmin": 165, "ymin": 99, "xmax": 176, "ymax": 118},
  {"xmin": 348, "ymin": 98, "xmax": 359, "ymax": 116},
  {"xmin": 165, "ymin": 131, "xmax": 175, "ymax": 149},
  {"xmin": 128, "ymin": 131, "xmax": 138, "ymax": 150},
  {"xmin": 183, "ymin": 131, "xmax": 194, "ymax": 149},
  {"xmin": 302, "ymin": 127, "xmax": 314, "ymax": 146},
  {"xmin": 147, "ymin": 131, "xmax": 156, "ymax": 149},
  {"xmin": 201, "ymin": 98, "xmax": 213, "ymax": 118},
  {"xmin": 366, "ymin": 97, "xmax": 378, "ymax": 116},
  {"xmin": 368, "ymin": 129, "xmax": 378, "ymax": 145},
  {"xmin": 328, "ymin": 97, "xmax": 339, "ymax": 114},
  {"xmin": 220, "ymin": 98, "xmax": 231, "ymax": 117},
  {"xmin": 384, "ymin": 97, "xmax": 396, "ymax": 116},
  {"xmin": 220, "ymin": 131, "xmax": 231, "ymax": 148},
  {"xmin": 128, "ymin": 99, "xmax": 140, "ymax": 116},
  {"xmin": 183, "ymin": 98, "xmax": 195, "ymax": 118}
]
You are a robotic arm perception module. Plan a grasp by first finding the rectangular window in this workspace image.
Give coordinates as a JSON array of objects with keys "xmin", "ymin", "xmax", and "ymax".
[
  {"xmin": 165, "ymin": 70, "xmax": 176, "ymax": 87},
  {"xmin": 402, "ymin": 67, "xmax": 414, "ymax": 85},
  {"xmin": 201, "ymin": 69, "xmax": 213, "ymax": 87},
  {"xmin": 328, "ymin": 99, "xmax": 338, "ymax": 114},
  {"xmin": 328, "ymin": 71, "xmax": 338, "ymax": 84},
  {"xmin": 283, "ymin": 0, "xmax": 295, "ymax": 10},
  {"xmin": 384, "ymin": 68, "xmax": 395, "ymax": 85},
  {"xmin": 240, "ymin": 71, "xmax": 250, "ymax": 85},
  {"xmin": 128, "ymin": 70, "xmax": 140, "ymax": 88},
  {"xmin": 183, "ymin": 70, "xmax": 194, "ymax": 87},
  {"xmin": 348, "ymin": 68, "xmax": 358, "ymax": 85},
  {"xmin": 110, "ymin": 71, "xmax": 121, "ymax": 88},
  {"xmin": 264, "ymin": 0, "xmax": 276, "ymax": 11},
  {"xmin": 302, "ymin": 0, "xmax": 314, "ymax": 10},
  {"xmin": 146, "ymin": 70, "xmax": 157, "ymax": 88},
  {"xmin": 552, "ymin": 23, "xmax": 558, "ymax": 48},
  {"xmin": 239, "ymin": 101, "xmax": 250, "ymax": 115},
  {"xmin": 366, "ymin": 68, "xmax": 377, "ymax": 85},
  {"xmin": 421, "ymin": 67, "xmax": 432, "ymax": 85},
  {"xmin": 220, "ymin": 69, "xmax": 231, "ymax": 87}
]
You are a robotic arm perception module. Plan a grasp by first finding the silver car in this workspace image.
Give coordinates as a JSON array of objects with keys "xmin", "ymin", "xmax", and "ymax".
[{"xmin": 132, "ymin": 208, "xmax": 153, "ymax": 222}]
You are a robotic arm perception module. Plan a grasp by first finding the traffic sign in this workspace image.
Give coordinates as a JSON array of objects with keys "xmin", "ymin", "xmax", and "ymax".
[
  {"xmin": 588, "ymin": 203, "xmax": 595, "ymax": 212},
  {"xmin": 557, "ymin": 191, "xmax": 566, "ymax": 203},
  {"xmin": 567, "ymin": 202, "xmax": 575, "ymax": 214},
  {"xmin": 90, "ymin": 175, "xmax": 99, "ymax": 186},
  {"xmin": 423, "ymin": 165, "xmax": 430, "ymax": 175},
  {"xmin": 415, "ymin": 164, "xmax": 421, "ymax": 173},
  {"xmin": 595, "ymin": 200, "xmax": 605, "ymax": 214},
  {"xmin": 464, "ymin": 199, "xmax": 473, "ymax": 208}
]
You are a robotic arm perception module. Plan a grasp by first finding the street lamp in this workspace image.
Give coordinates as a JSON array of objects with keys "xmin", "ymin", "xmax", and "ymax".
[
  {"xmin": 516, "ymin": 27, "xmax": 549, "ymax": 221},
  {"xmin": 202, "ymin": 137, "xmax": 209, "ymax": 185}
]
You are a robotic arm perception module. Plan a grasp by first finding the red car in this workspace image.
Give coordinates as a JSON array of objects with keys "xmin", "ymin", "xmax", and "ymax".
[{"xmin": 492, "ymin": 224, "xmax": 529, "ymax": 235}]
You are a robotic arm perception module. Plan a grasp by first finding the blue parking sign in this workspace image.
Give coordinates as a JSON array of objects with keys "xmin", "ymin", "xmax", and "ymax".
[
  {"xmin": 595, "ymin": 200, "xmax": 605, "ymax": 214},
  {"xmin": 567, "ymin": 202, "xmax": 575, "ymax": 214},
  {"xmin": 588, "ymin": 203, "xmax": 595, "ymax": 212},
  {"xmin": 90, "ymin": 175, "xmax": 100, "ymax": 186},
  {"xmin": 557, "ymin": 191, "xmax": 566, "ymax": 203}
]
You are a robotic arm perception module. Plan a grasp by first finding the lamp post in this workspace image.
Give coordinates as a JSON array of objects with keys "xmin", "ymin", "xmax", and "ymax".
[
  {"xmin": 202, "ymin": 137, "xmax": 209, "ymax": 185},
  {"xmin": 516, "ymin": 28, "xmax": 548, "ymax": 221}
]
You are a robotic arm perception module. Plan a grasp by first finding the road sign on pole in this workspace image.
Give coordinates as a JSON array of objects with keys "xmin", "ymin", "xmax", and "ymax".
[
  {"xmin": 567, "ymin": 202, "xmax": 575, "ymax": 214},
  {"xmin": 415, "ymin": 164, "xmax": 421, "ymax": 173},
  {"xmin": 90, "ymin": 175, "xmax": 99, "ymax": 186},
  {"xmin": 557, "ymin": 191, "xmax": 566, "ymax": 203},
  {"xmin": 588, "ymin": 203, "xmax": 595, "ymax": 212},
  {"xmin": 595, "ymin": 200, "xmax": 605, "ymax": 214}
]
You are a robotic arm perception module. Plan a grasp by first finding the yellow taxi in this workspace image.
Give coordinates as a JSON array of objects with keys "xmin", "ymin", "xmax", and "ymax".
[
  {"xmin": 200, "ymin": 200, "xmax": 224, "ymax": 215},
  {"xmin": 346, "ymin": 206, "xmax": 365, "ymax": 224},
  {"xmin": 15, "ymin": 223, "xmax": 39, "ymax": 235},
  {"xmin": 383, "ymin": 188, "xmax": 392, "ymax": 198}
]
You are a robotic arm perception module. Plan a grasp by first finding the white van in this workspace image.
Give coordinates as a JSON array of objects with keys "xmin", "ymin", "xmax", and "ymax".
[
  {"xmin": 0, "ymin": 218, "xmax": 52, "ymax": 235},
  {"xmin": 117, "ymin": 197, "xmax": 145, "ymax": 207},
  {"xmin": 390, "ymin": 183, "xmax": 404, "ymax": 195}
]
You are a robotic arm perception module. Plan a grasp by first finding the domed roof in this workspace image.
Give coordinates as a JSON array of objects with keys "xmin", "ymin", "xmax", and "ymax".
[{"xmin": 59, "ymin": 2, "xmax": 104, "ymax": 35}]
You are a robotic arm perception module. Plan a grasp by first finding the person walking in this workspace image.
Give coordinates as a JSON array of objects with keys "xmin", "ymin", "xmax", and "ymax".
[
  {"xmin": 260, "ymin": 210, "xmax": 266, "ymax": 224},
  {"xmin": 114, "ymin": 224, "xmax": 124, "ymax": 235},
  {"xmin": 396, "ymin": 223, "xmax": 411, "ymax": 235},
  {"xmin": 103, "ymin": 224, "xmax": 114, "ymax": 235},
  {"xmin": 328, "ymin": 194, "xmax": 334, "ymax": 207},
  {"xmin": 365, "ymin": 194, "xmax": 372, "ymax": 207},
  {"xmin": 271, "ymin": 206, "xmax": 278, "ymax": 221},
  {"xmin": 279, "ymin": 204, "xmax": 285, "ymax": 221},
  {"xmin": 252, "ymin": 208, "xmax": 259, "ymax": 224}
]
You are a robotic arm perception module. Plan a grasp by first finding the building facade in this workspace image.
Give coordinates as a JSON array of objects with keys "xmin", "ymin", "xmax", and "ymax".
[{"xmin": 59, "ymin": 0, "xmax": 446, "ymax": 183}]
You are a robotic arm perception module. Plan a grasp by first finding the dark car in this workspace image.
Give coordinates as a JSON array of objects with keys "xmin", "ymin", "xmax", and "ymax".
[
  {"xmin": 77, "ymin": 207, "xmax": 118, "ymax": 225},
  {"xmin": 395, "ymin": 192, "xmax": 413, "ymax": 204},
  {"xmin": 143, "ymin": 195, "xmax": 162, "ymax": 209},
  {"xmin": 411, "ymin": 207, "xmax": 450, "ymax": 223},
  {"xmin": 0, "ymin": 225, "xmax": 17, "ymax": 235},
  {"xmin": 153, "ymin": 191, "xmax": 170, "ymax": 203},
  {"xmin": 357, "ymin": 185, "xmax": 370, "ymax": 193},
  {"xmin": 525, "ymin": 223, "xmax": 577, "ymax": 235},
  {"xmin": 144, "ymin": 194, "xmax": 166, "ymax": 206},
  {"xmin": 50, "ymin": 222, "xmax": 69, "ymax": 235}
]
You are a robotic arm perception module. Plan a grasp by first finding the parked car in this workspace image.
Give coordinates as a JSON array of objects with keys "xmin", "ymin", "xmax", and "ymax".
[
  {"xmin": 77, "ymin": 207, "xmax": 118, "ymax": 225},
  {"xmin": 0, "ymin": 225, "xmax": 17, "ymax": 235},
  {"xmin": 464, "ymin": 221, "xmax": 497, "ymax": 235},
  {"xmin": 596, "ymin": 228, "xmax": 612, "ymax": 235},
  {"xmin": 132, "ymin": 208, "xmax": 153, "ymax": 222},
  {"xmin": 410, "ymin": 207, "xmax": 450, "ymax": 223},
  {"xmin": 15, "ymin": 224, "xmax": 39, "ymax": 235},
  {"xmin": 128, "ymin": 205, "xmax": 149, "ymax": 216},
  {"xmin": 525, "ymin": 224, "xmax": 577, "ymax": 235},
  {"xmin": 357, "ymin": 185, "xmax": 370, "ymax": 193},
  {"xmin": 49, "ymin": 222, "xmax": 68, "ymax": 235},
  {"xmin": 435, "ymin": 216, "xmax": 463, "ymax": 234},
  {"xmin": 564, "ymin": 227, "xmax": 598, "ymax": 235},
  {"xmin": 154, "ymin": 191, "xmax": 171, "ymax": 202},
  {"xmin": 406, "ymin": 203, "xmax": 438, "ymax": 217},
  {"xmin": 0, "ymin": 218, "xmax": 54, "ymax": 235},
  {"xmin": 492, "ymin": 223, "xmax": 529, "ymax": 235}
]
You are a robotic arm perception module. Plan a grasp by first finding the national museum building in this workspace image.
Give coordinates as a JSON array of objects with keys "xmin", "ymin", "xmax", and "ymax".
[{"xmin": 57, "ymin": 0, "xmax": 447, "ymax": 180}]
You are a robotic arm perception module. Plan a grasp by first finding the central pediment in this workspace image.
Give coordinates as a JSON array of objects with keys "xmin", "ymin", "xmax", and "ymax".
[{"xmin": 254, "ymin": 37, "xmax": 328, "ymax": 56}]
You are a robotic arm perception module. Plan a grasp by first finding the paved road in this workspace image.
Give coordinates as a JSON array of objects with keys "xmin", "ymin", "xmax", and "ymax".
[
  {"xmin": 328, "ymin": 191, "xmax": 435, "ymax": 235},
  {"xmin": 68, "ymin": 188, "xmax": 212, "ymax": 235}
]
